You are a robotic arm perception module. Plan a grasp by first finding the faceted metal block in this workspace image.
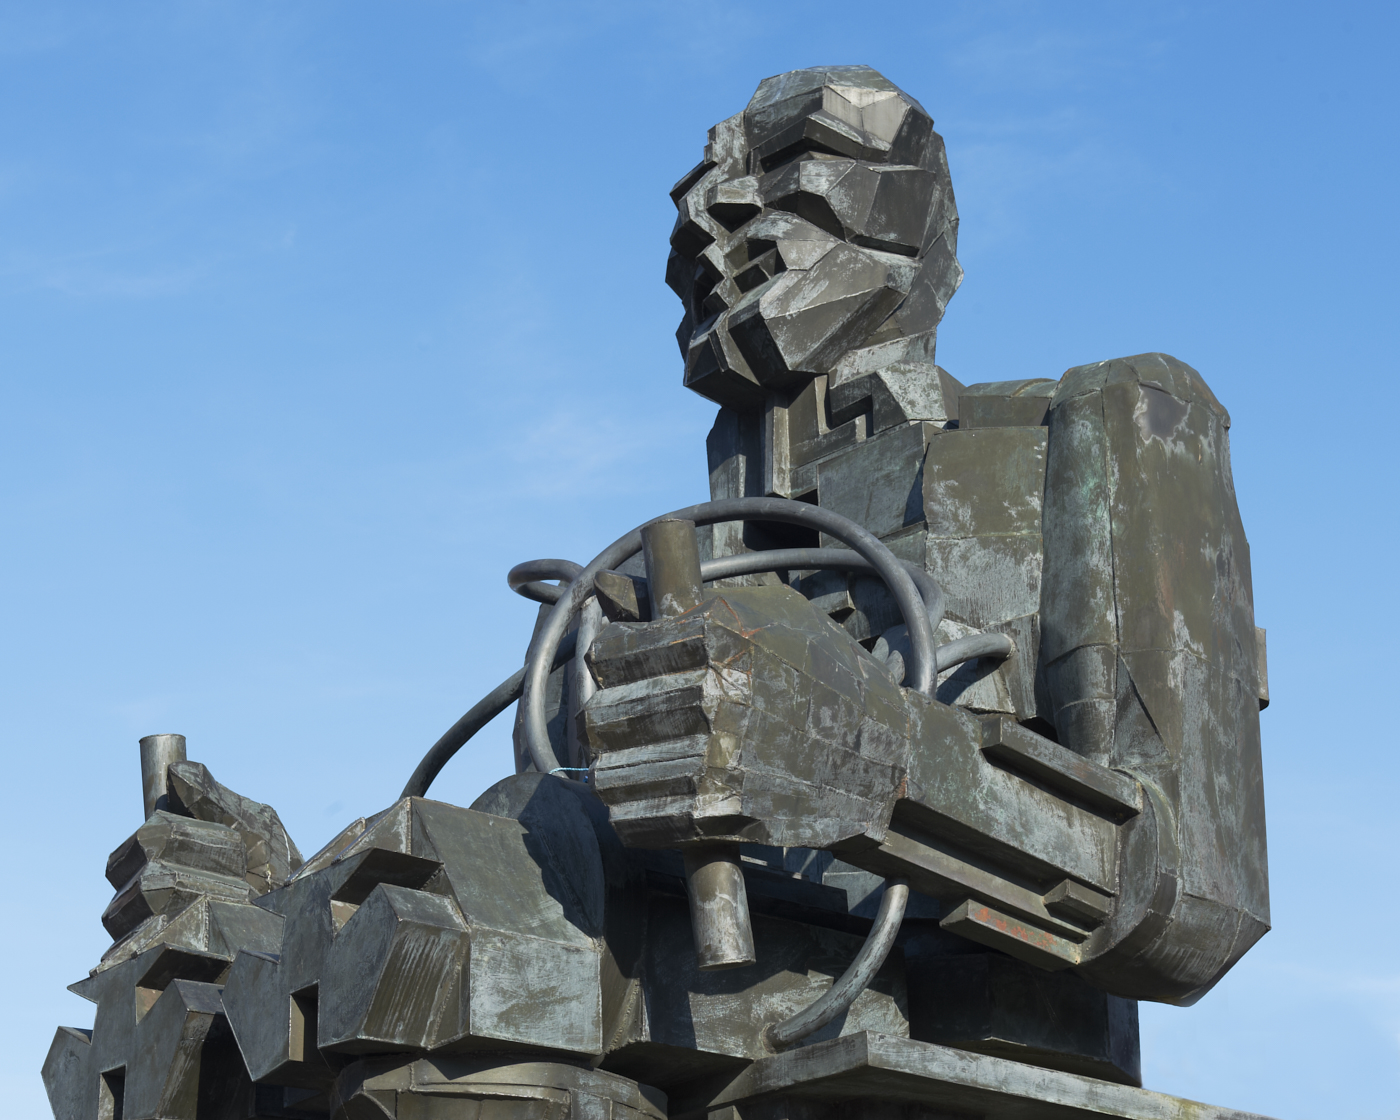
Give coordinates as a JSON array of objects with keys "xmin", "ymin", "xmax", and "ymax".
[
  {"xmin": 906, "ymin": 948, "xmax": 1140, "ymax": 1085},
  {"xmin": 41, "ymin": 1028, "xmax": 95, "ymax": 1120},
  {"xmin": 320, "ymin": 884, "xmax": 470, "ymax": 1053},
  {"xmin": 332, "ymin": 1056, "xmax": 667, "ymax": 1120},
  {"xmin": 816, "ymin": 423, "xmax": 937, "ymax": 541},
  {"xmin": 166, "ymin": 759, "xmax": 303, "ymax": 894},
  {"xmin": 101, "ymin": 812, "xmax": 251, "ymax": 939},
  {"xmin": 956, "ymin": 377, "xmax": 1056, "ymax": 430},
  {"xmin": 669, "ymin": 1032, "xmax": 1265, "ymax": 1120},
  {"xmin": 923, "ymin": 427, "xmax": 1047, "ymax": 539},
  {"xmin": 924, "ymin": 534, "xmax": 1043, "ymax": 630},
  {"xmin": 633, "ymin": 896, "xmax": 908, "ymax": 1063}
]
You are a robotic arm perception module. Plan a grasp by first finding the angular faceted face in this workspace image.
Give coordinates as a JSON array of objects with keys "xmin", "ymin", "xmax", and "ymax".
[{"xmin": 667, "ymin": 67, "xmax": 961, "ymax": 411}]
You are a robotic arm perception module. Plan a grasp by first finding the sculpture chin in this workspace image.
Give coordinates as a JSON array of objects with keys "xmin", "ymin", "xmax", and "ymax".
[{"xmin": 684, "ymin": 243, "xmax": 918, "ymax": 410}]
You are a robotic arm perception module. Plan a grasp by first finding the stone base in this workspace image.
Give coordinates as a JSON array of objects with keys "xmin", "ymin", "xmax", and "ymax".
[{"xmin": 670, "ymin": 1032, "xmax": 1274, "ymax": 1120}]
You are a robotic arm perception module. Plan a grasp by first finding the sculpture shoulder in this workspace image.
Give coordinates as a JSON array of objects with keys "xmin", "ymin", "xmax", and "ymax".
[{"xmin": 1049, "ymin": 352, "xmax": 1231, "ymax": 427}]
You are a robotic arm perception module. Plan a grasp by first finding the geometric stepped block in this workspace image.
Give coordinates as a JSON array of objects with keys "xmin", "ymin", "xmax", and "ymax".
[
  {"xmin": 625, "ymin": 895, "xmax": 909, "ymax": 1068},
  {"xmin": 123, "ymin": 979, "xmax": 227, "ymax": 1119},
  {"xmin": 221, "ymin": 845, "xmax": 443, "ymax": 1089},
  {"xmin": 45, "ymin": 977, "xmax": 247, "ymax": 1120},
  {"xmin": 319, "ymin": 884, "xmax": 470, "ymax": 1054},
  {"xmin": 101, "ymin": 860, "xmax": 253, "ymax": 942},
  {"xmin": 668, "ymin": 1031, "xmax": 1267, "ymax": 1120},
  {"xmin": 105, "ymin": 812, "xmax": 248, "ymax": 891},
  {"xmin": 102, "ymin": 812, "xmax": 252, "ymax": 940},
  {"xmin": 41, "ymin": 1027, "xmax": 95, "ymax": 1120},
  {"xmin": 220, "ymin": 949, "xmax": 338, "ymax": 1092},
  {"xmin": 96, "ymin": 896, "xmax": 283, "ymax": 975},
  {"xmin": 308, "ymin": 797, "xmax": 605, "ymax": 1058},
  {"xmin": 457, "ymin": 927, "xmax": 603, "ymax": 1055},
  {"xmin": 166, "ymin": 759, "xmax": 304, "ymax": 895},
  {"xmin": 906, "ymin": 946, "xmax": 1140, "ymax": 1086},
  {"xmin": 331, "ymin": 1055, "xmax": 668, "ymax": 1120}
]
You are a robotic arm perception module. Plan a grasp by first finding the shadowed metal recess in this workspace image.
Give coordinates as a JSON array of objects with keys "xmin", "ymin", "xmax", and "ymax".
[{"xmin": 44, "ymin": 65, "xmax": 1275, "ymax": 1120}]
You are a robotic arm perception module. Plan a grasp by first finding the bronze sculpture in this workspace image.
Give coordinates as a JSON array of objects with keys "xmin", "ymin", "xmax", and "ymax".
[{"xmin": 44, "ymin": 66, "xmax": 1274, "ymax": 1120}]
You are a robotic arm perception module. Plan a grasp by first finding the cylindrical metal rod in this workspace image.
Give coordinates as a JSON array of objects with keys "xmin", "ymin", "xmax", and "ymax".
[
  {"xmin": 642, "ymin": 518, "xmax": 755, "ymax": 970},
  {"xmin": 507, "ymin": 558, "xmax": 584, "ymax": 605},
  {"xmin": 935, "ymin": 631, "xmax": 1015, "ymax": 673},
  {"xmin": 682, "ymin": 843, "xmax": 757, "ymax": 970},
  {"xmin": 139, "ymin": 733, "xmax": 187, "ymax": 820},
  {"xmin": 641, "ymin": 518, "xmax": 705, "ymax": 619},
  {"xmin": 401, "ymin": 630, "xmax": 580, "ymax": 799},
  {"xmin": 765, "ymin": 878, "xmax": 910, "ymax": 1049},
  {"xmin": 700, "ymin": 547, "xmax": 946, "ymax": 637}
]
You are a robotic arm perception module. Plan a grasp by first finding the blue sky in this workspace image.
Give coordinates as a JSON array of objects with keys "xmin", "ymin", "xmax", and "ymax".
[{"xmin": 3, "ymin": 3, "xmax": 1396, "ymax": 1117}]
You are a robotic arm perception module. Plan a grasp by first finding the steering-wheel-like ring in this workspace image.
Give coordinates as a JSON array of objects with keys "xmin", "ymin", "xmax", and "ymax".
[{"xmin": 519, "ymin": 496, "xmax": 939, "ymax": 777}]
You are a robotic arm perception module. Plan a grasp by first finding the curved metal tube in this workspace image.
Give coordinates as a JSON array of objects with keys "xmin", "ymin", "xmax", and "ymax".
[
  {"xmin": 764, "ymin": 879, "xmax": 910, "ymax": 1050},
  {"xmin": 705, "ymin": 552, "xmax": 1010, "ymax": 679},
  {"xmin": 409, "ymin": 545, "xmax": 998, "ymax": 798},
  {"xmin": 700, "ymin": 548, "xmax": 944, "ymax": 636},
  {"xmin": 935, "ymin": 631, "xmax": 1014, "ymax": 673},
  {"xmin": 507, "ymin": 558, "xmax": 583, "ymax": 606},
  {"xmin": 509, "ymin": 548, "xmax": 960, "ymax": 689},
  {"xmin": 400, "ymin": 631, "xmax": 578, "ymax": 799},
  {"xmin": 417, "ymin": 527, "xmax": 974, "ymax": 1048},
  {"xmin": 521, "ymin": 497, "xmax": 938, "ymax": 777}
]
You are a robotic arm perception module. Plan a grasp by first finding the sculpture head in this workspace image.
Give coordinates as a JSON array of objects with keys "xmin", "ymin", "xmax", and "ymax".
[{"xmin": 667, "ymin": 66, "xmax": 961, "ymax": 411}]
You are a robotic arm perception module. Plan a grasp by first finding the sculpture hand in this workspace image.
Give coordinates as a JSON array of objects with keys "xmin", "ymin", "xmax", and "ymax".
[{"xmin": 582, "ymin": 582, "xmax": 912, "ymax": 852}]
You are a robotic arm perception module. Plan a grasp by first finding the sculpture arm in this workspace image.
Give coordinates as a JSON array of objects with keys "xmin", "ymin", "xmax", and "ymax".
[{"xmin": 1040, "ymin": 352, "xmax": 1270, "ymax": 1003}]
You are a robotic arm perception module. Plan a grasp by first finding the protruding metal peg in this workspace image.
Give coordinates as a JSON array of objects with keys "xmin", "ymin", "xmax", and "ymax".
[
  {"xmin": 640, "ymin": 518, "xmax": 755, "ymax": 969},
  {"xmin": 682, "ymin": 842, "xmax": 757, "ymax": 970},
  {"xmin": 641, "ymin": 517, "xmax": 704, "ymax": 620},
  {"xmin": 139, "ymin": 733, "xmax": 187, "ymax": 820}
]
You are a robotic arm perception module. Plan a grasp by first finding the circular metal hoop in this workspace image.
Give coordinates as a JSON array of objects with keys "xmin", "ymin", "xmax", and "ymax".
[{"xmin": 519, "ymin": 496, "xmax": 939, "ymax": 776}]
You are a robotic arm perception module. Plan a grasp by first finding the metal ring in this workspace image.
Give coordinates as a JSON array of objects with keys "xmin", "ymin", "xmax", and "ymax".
[
  {"xmin": 507, "ymin": 558, "xmax": 583, "ymax": 605},
  {"xmin": 765, "ymin": 878, "xmax": 910, "ymax": 1049},
  {"xmin": 699, "ymin": 547, "xmax": 944, "ymax": 636},
  {"xmin": 520, "ymin": 497, "xmax": 939, "ymax": 777}
]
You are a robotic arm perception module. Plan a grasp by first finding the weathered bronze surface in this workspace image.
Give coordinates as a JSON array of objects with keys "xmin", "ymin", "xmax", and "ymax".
[{"xmin": 44, "ymin": 66, "xmax": 1274, "ymax": 1120}]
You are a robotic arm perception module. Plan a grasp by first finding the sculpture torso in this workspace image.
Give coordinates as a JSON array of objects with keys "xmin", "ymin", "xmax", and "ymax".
[{"xmin": 699, "ymin": 351, "xmax": 1269, "ymax": 1004}]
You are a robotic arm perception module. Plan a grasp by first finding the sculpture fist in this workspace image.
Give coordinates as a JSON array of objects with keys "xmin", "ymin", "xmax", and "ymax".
[{"xmin": 583, "ymin": 582, "xmax": 914, "ymax": 852}]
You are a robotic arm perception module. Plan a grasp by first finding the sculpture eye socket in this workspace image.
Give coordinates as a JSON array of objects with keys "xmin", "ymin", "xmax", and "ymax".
[
  {"xmin": 733, "ymin": 247, "xmax": 784, "ymax": 293},
  {"xmin": 758, "ymin": 139, "xmax": 846, "ymax": 174},
  {"xmin": 707, "ymin": 200, "xmax": 760, "ymax": 232},
  {"xmin": 704, "ymin": 175, "xmax": 763, "ymax": 233},
  {"xmin": 692, "ymin": 256, "xmax": 724, "ymax": 319}
]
